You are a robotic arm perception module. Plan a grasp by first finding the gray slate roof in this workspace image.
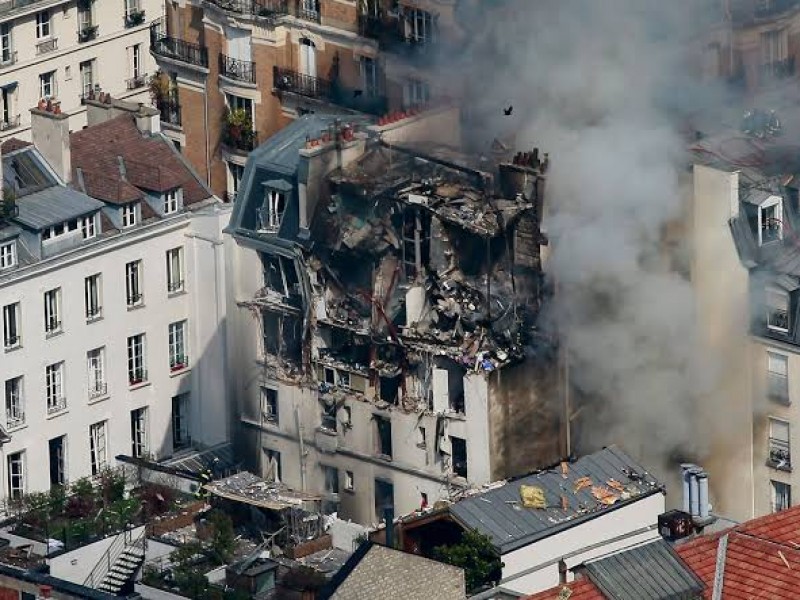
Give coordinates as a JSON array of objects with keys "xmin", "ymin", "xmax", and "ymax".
[
  {"xmin": 450, "ymin": 446, "xmax": 663, "ymax": 554},
  {"xmin": 585, "ymin": 539, "xmax": 705, "ymax": 600},
  {"xmin": 15, "ymin": 186, "xmax": 104, "ymax": 230}
]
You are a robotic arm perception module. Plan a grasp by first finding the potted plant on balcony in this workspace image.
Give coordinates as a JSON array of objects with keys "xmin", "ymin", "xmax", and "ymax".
[
  {"xmin": 125, "ymin": 8, "xmax": 146, "ymax": 27},
  {"xmin": 149, "ymin": 71, "xmax": 170, "ymax": 104},
  {"xmin": 223, "ymin": 108, "xmax": 255, "ymax": 151},
  {"xmin": 170, "ymin": 355, "xmax": 187, "ymax": 372}
]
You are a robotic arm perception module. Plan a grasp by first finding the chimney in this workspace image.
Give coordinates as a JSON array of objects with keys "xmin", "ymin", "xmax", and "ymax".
[
  {"xmin": 680, "ymin": 463, "xmax": 693, "ymax": 514},
  {"xmin": 135, "ymin": 102, "xmax": 161, "ymax": 135},
  {"xmin": 30, "ymin": 102, "xmax": 71, "ymax": 183},
  {"xmin": 697, "ymin": 471, "xmax": 710, "ymax": 520}
]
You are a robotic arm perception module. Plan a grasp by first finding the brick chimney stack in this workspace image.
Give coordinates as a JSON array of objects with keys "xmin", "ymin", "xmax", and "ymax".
[{"xmin": 30, "ymin": 100, "xmax": 71, "ymax": 183}]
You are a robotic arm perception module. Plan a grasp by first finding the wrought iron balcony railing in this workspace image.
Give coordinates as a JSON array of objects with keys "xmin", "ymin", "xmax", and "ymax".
[
  {"xmin": 47, "ymin": 396, "xmax": 66, "ymax": 414},
  {"xmin": 273, "ymin": 66, "xmax": 388, "ymax": 115},
  {"xmin": 220, "ymin": 54, "xmax": 256, "ymax": 84},
  {"xmin": 126, "ymin": 73, "xmax": 148, "ymax": 90},
  {"xmin": 89, "ymin": 382, "xmax": 107, "ymax": 399},
  {"xmin": 150, "ymin": 26, "xmax": 209, "ymax": 68},
  {"xmin": 222, "ymin": 123, "xmax": 258, "ymax": 153},
  {"xmin": 125, "ymin": 8, "xmax": 146, "ymax": 28},
  {"xmin": 274, "ymin": 66, "xmax": 330, "ymax": 98},
  {"xmin": 36, "ymin": 38, "xmax": 57, "ymax": 55},
  {"xmin": 78, "ymin": 25, "xmax": 98, "ymax": 43},
  {"xmin": 296, "ymin": 1, "xmax": 320, "ymax": 23},
  {"xmin": 156, "ymin": 96, "xmax": 181, "ymax": 126},
  {"xmin": 205, "ymin": 0, "xmax": 288, "ymax": 20}
]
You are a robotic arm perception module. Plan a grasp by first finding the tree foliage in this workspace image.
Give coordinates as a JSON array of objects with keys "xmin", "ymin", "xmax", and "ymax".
[{"xmin": 432, "ymin": 530, "xmax": 503, "ymax": 593}]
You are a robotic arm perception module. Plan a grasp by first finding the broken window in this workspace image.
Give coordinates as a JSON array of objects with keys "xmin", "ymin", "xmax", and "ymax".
[
  {"xmin": 262, "ymin": 312, "xmax": 302, "ymax": 360},
  {"xmin": 380, "ymin": 375, "xmax": 400, "ymax": 405},
  {"xmin": 767, "ymin": 288, "xmax": 790, "ymax": 332},
  {"xmin": 769, "ymin": 417, "xmax": 791, "ymax": 471},
  {"xmin": 417, "ymin": 426, "xmax": 426, "ymax": 448},
  {"xmin": 450, "ymin": 436, "xmax": 467, "ymax": 479},
  {"xmin": 401, "ymin": 209, "xmax": 431, "ymax": 280},
  {"xmin": 345, "ymin": 470, "xmax": 354, "ymax": 491},
  {"xmin": 258, "ymin": 189, "xmax": 285, "ymax": 231},
  {"xmin": 772, "ymin": 480, "xmax": 791, "ymax": 512},
  {"xmin": 261, "ymin": 387, "xmax": 278, "ymax": 424},
  {"xmin": 261, "ymin": 254, "xmax": 300, "ymax": 300},
  {"xmin": 760, "ymin": 199, "xmax": 782, "ymax": 245},
  {"xmin": 323, "ymin": 465, "xmax": 339, "ymax": 494},
  {"xmin": 374, "ymin": 415, "xmax": 392, "ymax": 458},
  {"xmin": 48, "ymin": 435, "xmax": 66, "ymax": 488},
  {"xmin": 321, "ymin": 405, "xmax": 337, "ymax": 432},
  {"xmin": 374, "ymin": 479, "xmax": 394, "ymax": 521},
  {"xmin": 264, "ymin": 448, "xmax": 281, "ymax": 483}
]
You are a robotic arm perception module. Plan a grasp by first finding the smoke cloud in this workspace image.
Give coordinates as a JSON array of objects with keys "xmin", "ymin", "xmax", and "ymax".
[{"xmin": 453, "ymin": 0, "xmax": 727, "ymax": 475}]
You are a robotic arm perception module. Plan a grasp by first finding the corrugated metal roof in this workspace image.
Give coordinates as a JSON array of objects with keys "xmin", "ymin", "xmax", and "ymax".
[
  {"xmin": 15, "ymin": 186, "xmax": 104, "ymax": 229},
  {"xmin": 162, "ymin": 443, "xmax": 239, "ymax": 475},
  {"xmin": 450, "ymin": 446, "xmax": 663, "ymax": 554},
  {"xmin": 584, "ymin": 539, "xmax": 705, "ymax": 600}
]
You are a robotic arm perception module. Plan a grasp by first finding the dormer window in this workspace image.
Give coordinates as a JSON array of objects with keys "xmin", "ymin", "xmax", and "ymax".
[
  {"xmin": 81, "ymin": 215, "xmax": 96, "ymax": 239},
  {"xmin": 259, "ymin": 189, "xmax": 286, "ymax": 232},
  {"xmin": 122, "ymin": 202, "xmax": 138, "ymax": 228},
  {"xmin": 767, "ymin": 288, "xmax": 790, "ymax": 332},
  {"xmin": 163, "ymin": 188, "xmax": 181, "ymax": 215},
  {"xmin": 0, "ymin": 240, "xmax": 15, "ymax": 269},
  {"xmin": 759, "ymin": 196, "xmax": 783, "ymax": 245}
]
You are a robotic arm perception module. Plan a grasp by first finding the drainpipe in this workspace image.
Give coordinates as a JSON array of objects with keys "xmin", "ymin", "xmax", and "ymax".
[
  {"xmin": 204, "ymin": 74, "xmax": 211, "ymax": 187},
  {"xmin": 295, "ymin": 405, "xmax": 307, "ymax": 491}
]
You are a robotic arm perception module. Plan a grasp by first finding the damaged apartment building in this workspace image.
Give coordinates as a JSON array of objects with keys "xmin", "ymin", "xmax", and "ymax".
[{"xmin": 225, "ymin": 106, "xmax": 561, "ymax": 524}]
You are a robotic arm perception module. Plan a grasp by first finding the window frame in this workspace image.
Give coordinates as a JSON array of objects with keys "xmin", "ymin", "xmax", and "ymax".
[
  {"xmin": 261, "ymin": 387, "xmax": 278, "ymax": 424},
  {"xmin": 35, "ymin": 10, "xmax": 50, "ymax": 40},
  {"xmin": 2, "ymin": 302, "xmax": 20, "ymax": 349},
  {"xmin": 84, "ymin": 273, "xmax": 102, "ymax": 319},
  {"xmin": 127, "ymin": 333, "xmax": 147, "ymax": 385},
  {"xmin": 121, "ymin": 202, "xmax": 138, "ymax": 228},
  {"xmin": 43, "ymin": 287, "xmax": 61, "ymax": 334},
  {"xmin": 772, "ymin": 479, "xmax": 791, "ymax": 512},
  {"xmin": 89, "ymin": 421, "xmax": 107, "ymax": 476},
  {"xmin": 125, "ymin": 259, "xmax": 143, "ymax": 307},
  {"xmin": 166, "ymin": 247, "xmax": 184, "ymax": 293},
  {"xmin": 0, "ymin": 241, "xmax": 16, "ymax": 269},
  {"xmin": 7, "ymin": 451, "xmax": 24, "ymax": 499},
  {"xmin": 130, "ymin": 407, "xmax": 148, "ymax": 458},
  {"xmin": 766, "ymin": 287, "xmax": 790, "ymax": 333},
  {"xmin": 168, "ymin": 320, "xmax": 188, "ymax": 371},
  {"xmin": 163, "ymin": 188, "xmax": 180, "ymax": 214},
  {"xmin": 39, "ymin": 70, "xmax": 56, "ymax": 99},
  {"xmin": 172, "ymin": 394, "xmax": 190, "ymax": 450},
  {"xmin": 87, "ymin": 347, "xmax": 106, "ymax": 399},
  {"xmin": 4, "ymin": 376, "xmax": 23, "ymax": 427},
  {"xmin": 45, "ymin": 361, "xmax": 65, "ymax": 414}
]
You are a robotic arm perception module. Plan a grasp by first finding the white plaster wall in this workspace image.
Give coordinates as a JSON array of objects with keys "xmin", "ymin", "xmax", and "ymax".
[
  {"xmin": 499, "ymin": 492, "xmax": 665, "ymax": 595},
  {"xmin": 0, "ymin": 0, "xmax": 162, "ymax": 141},
  {"xmin": 0, "ymin": 208, "xmax": 230, "ymax": 499}
]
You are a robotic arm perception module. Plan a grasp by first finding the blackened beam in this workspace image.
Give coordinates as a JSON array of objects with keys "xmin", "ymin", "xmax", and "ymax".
[{"xmin": 378, "ymin": 139, "xmax": 492, "ymax": 191}]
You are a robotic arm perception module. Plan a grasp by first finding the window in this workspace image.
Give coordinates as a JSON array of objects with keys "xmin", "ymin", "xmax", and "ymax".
[
  {"xmin": 300, "ymin": 0, "xmax": 319, "ymax": 17},
  {"xmin": 769, "ymin": 417, "xmax": 791, "ymax": 470},
  {"xmin": 323, "ymin": 465, "xmax": 339, "ymax": 494},
  {"xmin": 374, "ymin": 415, "xmax": 392, "ymax": 458},
  {"xmin": 7, "ymin": 452, "xmax": 24, "ymax": 499},
  {"xmin": 259, "ymin": 189, "xmax": 285, "ymax": 231},
  {"xmin": 85, "ymin": 273, "xmax": 102, "ymax": 319},
  {"xmin": 321, "ymin": 405, "xmax": 337, "ymax": 432},
  {"xmin": 299, "ymin": 37, "xmax": 317, "ymax": 78},
  {"xmin": 761, "ymin": 29, "xmax": 788, "ymax": 68},
  {"xmin": 261, "ymin": 387, "xmax": 278, "ymax": 424},
  {"xmin": 406, "ymin": 8, "xmax": 434, "ymax": 44},
  {"xmin": 131, "ymin": 44, "xmax": 141, "ymax": 78},
  {"xmin": 1, "ymin": 23, "xmax": 12, "ymax": 64},
  {"xmin": 46, "ymin": 362, "xmax": 65, "ymax": 413},
  {"xmin": 344, "ymin": 470, "xmax": 354, "ymax": 491},
  {"xmin": 172, "ymin": 394, "xmax": 190, "ymax": 449},
  {"xmin": 374, "ymin": 479, "xmax": 394, "ymax": 520},
  {"xmin": 772, "ymin": 480, "xmax": 791, "ymax": 512},
  {"xmin": 124, "ymin": 0, "xmax": 141, "ymax": 18},
  {"xmin": 130, "ymin": 407, "xmax": 148, "ymax": 458},
  {"xmin": 126, "ymin": 260, "xmax": 143, "ymax": 306},
  {"xmin": 166, "ymin": 247, "xmax": 183, "ymax": 293},
  {"xmin": 360, "ymin": 57, "xmax": 379, "ymax": 97},
  {"xmin": 81, "ymin": 215, "xmax": 96, "ymax": 239},
  {"xmin": 768, "ymin": 352, "xmax": 789, "ymax": 403},
  {"xmin": 121, "ymin": 202, "xmax": 137, "ymax": 228},
  {"xmin": 127, "ymin": 333, "xmax": 147, "ymax": 384},
  {"xmin": 0, "ymin": 241, "xmax": 15, "ymax": 269},
  {"xmin": 78, "ymin": 3, "xmax": 92, "ymax": 30},
  {"xmin": 760, "ymin": 199, "xmax": 783, "ymax": 245},
  {"xmin": 3, "ymin": 302, "xmax": 20, "ymax": 349},
  {"xmin": 35, "ymin": 11, "xmax": 50, "ymax": 39},
  {"xmin": 39, "ymin": 71, "xmax": 55, "ymax": 99},
  {"xmin": 87, "ymin": 347, "xmax": 106, "ymax": 399},
  {"xmin": 450, "ymin": 436, "xmax": 468, "ymax": 479},
  {"xmin": 767, "ymin": 288, "xmax": 789, "ymax": 332},
  {"xmin": 49, "ymin": 436, "xmax": 66, "ymax": 487},
  {"xmin": 89, "ymin": 421, "xmax": 107, "ymax": 476},
  {"xmin": 264, "ymin": 448, "xmax": 280, "ymax": 482},
  {"xmin": 163, "ymin": 188, "xmax": 180, "ymax": 214},
  {"xmin": 4, "ymin": 376, "xmax": 23, "ymax": 427},
  {"xmin": 1, "ymin": 83, "xmax": 15, "ymax": 127},
  {"xmin": 225, "ymin": 93, "xmax": 253, "ymax": 121},
  {"xmin": 79, "ymin": 59, "xmax": 95, "ymax": 96},
  {"xmin": 168, "ymin": 321, "xmax": 188, "ymax": 371},
  {"xmin": 227, "ymin": 162, "xmax": 244, "ymax": 202},
  {"xmin": 403, "ymin": 79, "xmax": 430, "ymax": 109},
  {"xmin": 417, "ymin": 426, "xmax": 426, "ymax": 448},
  {"xmin": 43, "ymin": 288, "xmax": 61, "ymax": 334}
]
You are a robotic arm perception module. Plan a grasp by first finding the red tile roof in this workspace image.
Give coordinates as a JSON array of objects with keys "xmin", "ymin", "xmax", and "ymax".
[
  {"xmin": 524, "ymin": 505, "xmax": 800, "ymax": 600},
  {"xmin": 70, "ymin": 114, "xmax": 210, "ymax": 205},
  {"xmin": 1, "ymin": 138, "xmax": 32, "ymax": 153}
]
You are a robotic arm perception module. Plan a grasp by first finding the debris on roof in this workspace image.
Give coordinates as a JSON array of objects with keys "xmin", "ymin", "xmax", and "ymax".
[{"xmin": 204, "ymin": 471, "xmax": 321, "ymax": 511}]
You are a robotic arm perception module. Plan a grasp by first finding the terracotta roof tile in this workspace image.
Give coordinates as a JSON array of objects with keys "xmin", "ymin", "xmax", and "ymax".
[
  {"xmin": 70, "ymin": 114, "xmax": 210, "ymax": 206},
  {"xmin": 1, "ymin": 138, "xmax": 32, "ymax": 154},
  {"xmin": 525, "ymin": 580, "xmax": 603, "ymax": 600}
]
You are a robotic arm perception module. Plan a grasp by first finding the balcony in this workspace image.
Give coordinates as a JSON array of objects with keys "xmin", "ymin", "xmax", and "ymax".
[
  {"xmin": 36, "ymin": 38, "xmax": 57, "ymax": 55},
  {"xmin": 205, "ymin": 0, "xmax": 288, "ymax": 22},
  {"xmin": 0, "ymin": 50, "xmax": 17, "ymax": 67},
  {"xmin": 88, "ymin": 382, "xmax": 107, "ymax": 400},
  {"xmin": 6, "ymin": 409, "xmax": 24, "ymax": 429},
  {"xmin": 78, "ymin": 25, "xmax": 98, "ymax": 43},
  {"xmin": 273, "ymin": 66, "xmax": 388, "ymax": 115},
  {"xmin": 769, "ymin": 372, "xmax": 790, "ymax": 404},
  {"xmin": 357, "ymin": 13, "xmax": 438, "ymax": 63},
  {"xmin": 222, "ymin": 118, "xmax": 258, "ymax": 154},
  {"xmin": 0, "ymin": 115, "xmax": 20, "ymax": 131},
  {"xmin": 150, "ymin": 26, "xmax": 209, "ymax": 69},
  {"xmin": 125, "ymin": 8, "xmax": 146, "ymax": 28},
  {"xmin": 47, "ymin": 396, "xmax": 66, "ymax": 415},
  {"xmin": 156, "ymin": 95, "xmax": 181, "ymax": 126},
  {"xmin": 126, "ymin": 73, "xmax": 148, "ymax": 90},
  {"xmin": 769, "ymin": 437, "xmax": 792, "ymax": 471},
  {"xmin": 220, "ymin": 54, "xmax": 256, "ymax": 84}
]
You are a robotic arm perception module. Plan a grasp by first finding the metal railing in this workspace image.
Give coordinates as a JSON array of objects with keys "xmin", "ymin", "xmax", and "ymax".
[
  {"xmin": 45, "ymin": 319, "xmax": 62, "ymax": 334},
  {"xmin": 6, "ymin": 408, "xmax": 24, "ymax": 428},
  {"xmin": 84, "ymin": 526, "xmax": 145, "ymax": 589},
  {"xmin": 156, "ymin": 96, "xmax": 181, "ymax": 126},
  {"xmin": 222, "ymin": 124, "xmax": 258, "ymax": 153},
  {"xmin": 47, "ymin": 396, "xmax": 67, "ymax": 414},
  {"xmin": 205, "ymin": 0, "xmax": 288, "ymax": 21},
  {"xmin": 86, "ymin": 306, "xmax": 102, "ymax": 320},
  {"xmin": 126, "ymin": 73, "xmax": 147, "ymax": 90},
  {"xmin": 36, "ymin": 38, "xmax": 57, "ymax": 54},
  {"xmin": 89, "ymin": 382, "xmax": 107, "ymax": 399},
  {"xmin": 273, "ymin": 66, "xmax": 331, "ymax": 98},
  {"xmin": 150, "ymin": 26, "xmax": 208, "ymax": 68},
  {"xmin": 297, "ymin": 4, "xmax": 320, "ymax": 23},
  {"xmin": 219, "ymin": 54, "xmax": 256, "ymax": 83},
  {"xmin": 78, "ymin": 25, "xmax": 98, "ymax": 43},
  {"xmin": 769, "ymin": 437, "xmax": 792, "ymax": 469}
]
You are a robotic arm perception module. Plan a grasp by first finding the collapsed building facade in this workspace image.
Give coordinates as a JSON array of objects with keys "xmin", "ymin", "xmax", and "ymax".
[{"xmin": 226, "ymin": 106, "xmax": 562, "ymax": 524}]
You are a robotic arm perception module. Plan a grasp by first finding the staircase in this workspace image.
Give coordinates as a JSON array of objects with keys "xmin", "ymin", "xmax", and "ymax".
[{"xmin": 84, "ymin": 528, "xmax": 146, "ymax": 595}]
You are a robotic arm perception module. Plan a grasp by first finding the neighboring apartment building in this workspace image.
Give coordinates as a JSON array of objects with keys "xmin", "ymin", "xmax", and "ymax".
[
  {"xmin": 225, "ymin": 105, "xmax": 562, "ymax": 525},
  {"xmin": 683, "ymin": 128, "xmax": 800, "ymax": 523},
  {"xmin": 0, "ymin": 97, "xmax": 230, "ymax": 502},
  {"xmin": 0, "ymin": 0, "xmax": 161, "ymax": 143},
  {"xmin": 147, "ymin": 0, "xmax": 462, "ymax": 201}
]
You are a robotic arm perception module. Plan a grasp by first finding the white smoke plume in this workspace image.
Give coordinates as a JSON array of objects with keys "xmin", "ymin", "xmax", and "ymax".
[{"xmin": 453, "ymin": 0, "xmax": 726, "ymax": 475}]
